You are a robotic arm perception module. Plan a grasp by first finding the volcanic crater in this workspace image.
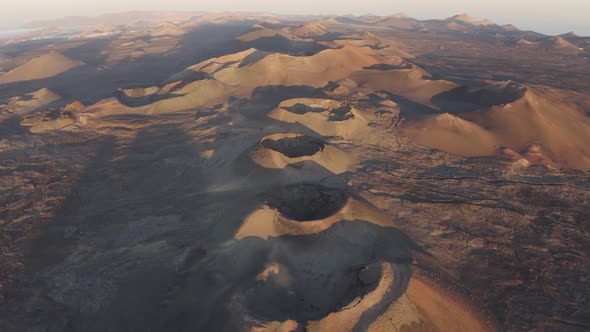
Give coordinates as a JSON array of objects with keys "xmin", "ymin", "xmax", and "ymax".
[{"xmin": 266, "ymin": 184, "xmax": 349, "ymax": 221}]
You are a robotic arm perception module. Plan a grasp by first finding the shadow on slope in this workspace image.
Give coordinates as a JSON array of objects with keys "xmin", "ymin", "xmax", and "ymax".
[
  {"xmin": 250, "ymin": 85, "xmax": 328, "ymax": 116},
  {"xmin": 114, "ymin": 89, "xmax": 185, "ymax": 107},
  {"xmin": 240, "ymin": 34, "xmax": 329, "ymax": 56},
  {"xmin": 61, "ymin": 38, "xmax": 114, "ymax": 65},
  {"xmin": 0, "ymin": 123, "xmax": 258, "ymax": 331},
  {"xmin": 432, "ymin": 81, "xmax": 527, "ymax": 113},
  {"xmin": 0, "ymin": 23, "xmax": 252, "ymax": 105},
  {"xmin": 379, "ymin": 91, "xmax": 439, "ymax": 121}
]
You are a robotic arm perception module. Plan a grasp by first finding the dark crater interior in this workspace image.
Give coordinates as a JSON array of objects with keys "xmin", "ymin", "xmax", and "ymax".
[
  {"xmin": 244, "ymin": 260, "xmax": 382, "ymax": 322},
  {"xmin": 329, "ymin": 105, "xmax": 353, "ymax": 121},
  {"xmin": 282, "ymin": 103, "xmax": 326, "ymax": 114},
  {"xmin": 266, "ymin": 184, "xmax": 348, "ymax": 221},
  {"xmin": 261, "ymin": 135, "xmax": 326, "ymax": 158},
  {"xmin": 209, "ymin": 221, "xmax": 417, "ymax": 324}
]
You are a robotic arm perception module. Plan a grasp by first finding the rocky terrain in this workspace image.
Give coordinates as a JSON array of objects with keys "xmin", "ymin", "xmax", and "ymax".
[{"xmin": 0, "ymin": 11, "xmax": 589, "ymax": 332}]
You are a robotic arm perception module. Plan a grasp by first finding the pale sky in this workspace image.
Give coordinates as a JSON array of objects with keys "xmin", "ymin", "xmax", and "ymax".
[{"xmin": 2, "ymin": 0, "xmax": 590, "ymax": 35}]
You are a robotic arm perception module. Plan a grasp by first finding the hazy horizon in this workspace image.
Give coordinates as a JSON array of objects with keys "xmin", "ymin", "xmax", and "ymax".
[{"xmin": 2, "ymin": 0, "xmax": 590, "ymax": 36}]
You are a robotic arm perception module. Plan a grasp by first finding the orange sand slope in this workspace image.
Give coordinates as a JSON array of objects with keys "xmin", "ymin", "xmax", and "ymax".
[
  {"xmin": 18, "ymin": 38, "xmax": 583, "ymax": 172},
  {"xmin": 0, "ymin": 51, "xmax": 83, "ymax": 84},
  {"xmin": 404, "ymin": 87, "xmax": 590, "ymax": 170}
]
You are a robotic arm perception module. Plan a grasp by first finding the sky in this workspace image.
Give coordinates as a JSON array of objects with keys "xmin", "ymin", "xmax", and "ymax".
[{"xmin": 2, "ymin": 0, "xmax": 590, "ymax": 35}]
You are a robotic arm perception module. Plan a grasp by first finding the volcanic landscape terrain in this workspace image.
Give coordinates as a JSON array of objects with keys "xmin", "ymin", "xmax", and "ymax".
[{"xmin": 0, "ymin": 11, "xmax": 589, "ymax": 332}]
